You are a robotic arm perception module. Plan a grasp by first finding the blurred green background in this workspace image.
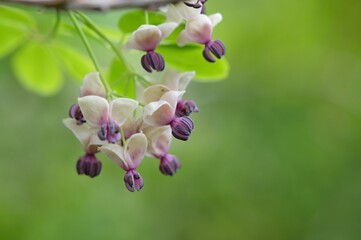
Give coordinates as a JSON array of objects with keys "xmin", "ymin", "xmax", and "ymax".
[{"xmin": 1, "ymin": 0, "xmax": 361, "ymax": 239}]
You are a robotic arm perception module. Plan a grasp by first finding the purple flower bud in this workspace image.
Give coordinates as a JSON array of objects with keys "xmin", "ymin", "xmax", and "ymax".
[
  {"xmin": 141, "ymin": 51, "xmax": 165, "ymax": 73},
  {"xmin": 176, "ymin": 100, "xmax": 199, "ymax": 117},
  {"xmin": 97, "ymin": 121, "xmax": 121, "ymax": 143},
  {"xmin": 160, "ymin": 154, "xmax": 181, "ymax": 176},
  {"xmin": 184, "ymin": 0, "xmax": 208, "ymax": 8},
  {"xmin": 76, "ymin": 153, "xmax": 102, "ymax": 178},
  {"xmin": 170, "ymin": 116, "xmax": 194, "ymax": 141},
  {"xmin": 124, "ymin": 170, "xmax": 144, "ymax": 192},
  {"xmin": 69, "ymin": 104, "xmax": 86, "ymax": 125},
  {"xmin": 203, "ymin": 40, "xmax": 226, "ymax": 63}
]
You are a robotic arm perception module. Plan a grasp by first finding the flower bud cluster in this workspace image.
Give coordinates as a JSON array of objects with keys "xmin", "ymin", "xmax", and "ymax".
[{"xmin": 64, "ymin": 70, "xmax": 199, "ymax": 192}]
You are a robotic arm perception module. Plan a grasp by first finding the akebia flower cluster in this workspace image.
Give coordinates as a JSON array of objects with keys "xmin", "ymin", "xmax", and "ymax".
[{"xmin": 63, "ymin": 0, "xmax": 225, "ymax": 192}]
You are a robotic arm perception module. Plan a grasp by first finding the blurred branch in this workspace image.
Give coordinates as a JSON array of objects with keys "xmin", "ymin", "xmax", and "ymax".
[{"xmin": 0, "ymin": 0, "xmax": 185, "ymax": 10}]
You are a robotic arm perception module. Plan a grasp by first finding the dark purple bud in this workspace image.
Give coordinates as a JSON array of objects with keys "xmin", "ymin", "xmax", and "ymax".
[
  {"xmin": 141, "ymin": 51, "xmax": 165, "ymax": 73},
  {"xmin": 203, "ymin": 40, "xmax": 226, "ymax": 63},
  {"xmin": 76, "ymin": 153, "xmax": 102, "ymax": 178},
  {"xmin": 170, "ymin": 116, "xmax": 194, "ymax": 141},
  {"xmin": 176, "ymin": 100, "xmax": 199, "ymax": 117},
  {"xmin": 97, "ymin": 121, "xmax": 121, "ymax": 143},
  {"xmin": 69, "ymin": 104, "xmax": 86, "ymax": 125},
  {"xmin": 124, "ymin": 170, "xmax": 144, "ymax": 192},
  {"xmin": 160, "ymin": 154, "xmax": 181, "ymax": 176}
]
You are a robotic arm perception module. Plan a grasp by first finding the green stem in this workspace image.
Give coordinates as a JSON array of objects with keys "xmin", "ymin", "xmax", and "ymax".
[
  {"xmin": 68, "ymin": 11, "xmax": 112, "ymax": 95},
  {"xmin": 75, "ymin": 11, "xmax": 131, "ymax": 71},
  {"xmin": 48, "ymin": 9, "xmax": 61, "ymax": 39},
  {"xmin": 145, "ymin": 10, "xmax": 149, "ymax": 24}
]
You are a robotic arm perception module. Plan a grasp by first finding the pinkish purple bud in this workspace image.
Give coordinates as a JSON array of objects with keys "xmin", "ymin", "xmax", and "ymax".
[
  {"xmin": 160, "ymin": 154, "xmax": 181, "ymax": 176},
  {"xmin": 170, "ymin": 116, "xmax": 194, "ymax": 141},
  {"xmin": 203, "ymin": 40, "xmax": 226, "ymax": 62},
  {"xmin": 76, "ymin": 153, "xmax": 102, "ymax": 178},
  {"xmin": 69, "ymin": 104, "xmax": 86, "ymax": 125},
  {"xmin": 97, "ymin": 121, "xmax": 121, "ymax": 143},
  {"xmin": 124, "ymin": 170, "xmax": 144, "ymax": 192},
  {"xmin": 141, "ymin": 51, "xmax": 165, "ymax": 73},
  {"xmin": 176, "ymin": 100, "xmax": 199, "ymax": 117}
]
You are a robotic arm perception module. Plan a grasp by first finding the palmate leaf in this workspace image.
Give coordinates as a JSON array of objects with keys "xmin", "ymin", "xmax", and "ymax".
[
  {"xmin": 0, "ymin": 6, "xmax": 36, "ymax": 58},
  {"xmin": 157, "ymin": 44, "xmax": 230, "ymax": 81},
  {"xmin": 108, "ymin": 58, "xmax": 136, "ymax": 99},
  {"xmin": 12, "ymin": 41, "xmax": 63, "ymax": 96}
]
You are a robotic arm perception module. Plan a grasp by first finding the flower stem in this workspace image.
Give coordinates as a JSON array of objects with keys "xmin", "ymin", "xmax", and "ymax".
[
  {"xmin": 48, "ymin": 9, "xmax": 61, "ymax": 39},
  {"xmin": 145, "ymin": 10, "xmax": 149, "ymax": 24},
  {"xmin": 75, "ymin": 11, "xmax": 132, "ymax": 71},
  {"xmin": 68, "ymin": 11, "xmax": 112, "ymax": 95}
]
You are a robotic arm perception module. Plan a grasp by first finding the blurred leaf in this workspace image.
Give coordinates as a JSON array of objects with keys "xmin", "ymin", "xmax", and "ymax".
[
  {"xmin": 118, "ymin": 9, "xmax": 166, "ymax": 33},
  {"xmin": 157, "ymin": 44, "xmax": 230, "ymax": 81},
  {"xmin": 0, "ymin": 5, "xmax": 36, "ymax": 28},
  {"xmin": 53, "ymin": 42, "xmax": 94, "ymax": 83},
  {"xmin": 162, "ymin": 23, "xmax": 185, "ymax": 44},
  {"xmin": 0, "ymin": 23, "xmax": 27, "ymax": 59},
  {"xmin": 108, "ymin": 58, "xmax": 136, "ymax": 98},
  {"xmin": 12, "ymin": 42, "xmax": 63, "ymax": 96}
]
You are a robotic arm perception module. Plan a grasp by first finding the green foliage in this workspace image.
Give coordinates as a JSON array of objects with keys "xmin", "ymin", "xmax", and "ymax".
[
  {"xmin": 0, "ymin": 5, "xmax": 36, "ymax": 28},
  {"xmin": 53, "ymin": 43, "xmax": 94, "ymax": 83},
  {"xmin": 157, "ymin": 44, "xmax": 229, "ymax": 81},
  {"xmin": 118, "ymin": 9, "xmax": 166, "ymax": 33},
  {"xmin": 12, "ymin": 42, "xmax": 63, "ymax": 96},
  {"xmin": 108, "ymin": 58, "xmax": 136, "ymax": 98}
]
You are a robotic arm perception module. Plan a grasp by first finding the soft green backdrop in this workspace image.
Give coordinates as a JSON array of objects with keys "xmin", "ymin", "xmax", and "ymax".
[{"xmin": 1, "ymin": 0, "xmax": 361, "ymax": 239}]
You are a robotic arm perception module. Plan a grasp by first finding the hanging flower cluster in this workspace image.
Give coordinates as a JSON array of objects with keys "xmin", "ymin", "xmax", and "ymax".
[{"xmin": 64, "ymin": 0, "xmax": 225, "ymax": 192}]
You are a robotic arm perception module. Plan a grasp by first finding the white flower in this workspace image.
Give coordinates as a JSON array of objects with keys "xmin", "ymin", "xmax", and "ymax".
[{"xmin": 80, "ymin": 72, "xmax": 106, "ymax": 98}]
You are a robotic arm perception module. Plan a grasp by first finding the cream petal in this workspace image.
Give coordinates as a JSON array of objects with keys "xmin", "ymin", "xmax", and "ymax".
[
  {"xmin": 209, "ymin": 13, "xmax": 223, "ymax": 27},
  {"xmin": 143, "ymin": 100, "xmax": 174, "ymax": 126},
  {"xmin": 124, "ymin": 133, "xmax": 147, "ymax": 169},
  {"xmin": 110, "ymin": 98, "xmax": 138, "ymax": 126},
  {"xmin": 124, "ymin": 36, "xmax": 142, "ymax": 52},
  {"xmin": 165, "ymin": 4, "xmax": 183, "ymax": 24},
  {"xmin": 87, "ymin": 134, "xmax": 107, "ymax": 154},
  {"xmin": 186, "ymin": 15, "xmax": 213, "ymax": 44},
  {"xmin": 80, "ymin": 72, "xmax": 106, "ymax": 97},
  {"xmin": 78, "ymin": 96, "xmax": 109, "ymax": 127},
  {"xmin": 99, "ymin": 144, "xmax": 128, "ymax": 170},
  {"xmin": 143, "ymin": 84, "xmax": 171, "ymax": 104},
  {"xmin": 160, "ymin": 90, "xmax": 185, "ymax": 112},
  {"xmin": 164, "ymin": 71, "xmax": 195, "ymax": 91},
  {"xmin": 158, "ymin": 22, "xmax": 178, "ymax": 41},
  {"xmin": 144, "ymin": 126, "xmax": 172, "ymax": 157},
  {"xmin": 175, "ymin": 2, "xmax": 202, "ymax": 20},
  {"xmin": 177, "ymin": 29, "xmax": 192, "ymax": 47},
  {"xmin": 63, "ymin": 118, "xmax": 92, "ymax": 149},
  {"xmin": 134, "ymin": 25, "xmax": 162, "ymax": 51}
]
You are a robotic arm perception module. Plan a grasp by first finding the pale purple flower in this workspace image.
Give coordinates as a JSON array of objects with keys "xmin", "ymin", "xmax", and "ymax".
[
  {"xmin": 125, "ymin": 22, "xmax": 178, "ymax": 73},
  {"xmin": 99, "ymin": 133, "xmax": 147, "ymax": 192},
  {"xmin": 78, "ymin": 96, "xmax": 138, "ymax": 143}
]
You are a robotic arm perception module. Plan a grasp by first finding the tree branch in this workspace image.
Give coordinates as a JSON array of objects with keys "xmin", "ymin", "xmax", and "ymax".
[{"xmin": 0, "ymin": 0, "xmax": 185, "ymax": 10}]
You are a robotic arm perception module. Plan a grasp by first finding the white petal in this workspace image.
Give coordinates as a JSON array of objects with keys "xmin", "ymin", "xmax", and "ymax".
[
  {"xmin": 177, "ymin": 29, "xmax": 192, "ymax": 47},
  {"xmin": 185, "ymin": 15, "xmax": 213, "ymax": 44},
  {"xmin": 63, "ymin": 118, "xmax": 92, "ymax": 149},
  {"xmin": 143, "ymin": 101, "xmax": 174, "ymax": 126},
  {"xmin": 165, "ymin": 4, "xmax": 183, "ymax": 24},
  {"xmin": 80, "ymin": 72, "xmax": 106, "ymax": 97},
  {"xmin": 160, "ymin": 90, "xmax": 185, "ymax": 112},
  {"xmin": 78, "ymin": 96, "xmax": 109, "ymax": 127},
  {"xmin": 124, "ymin": 133, "xmax": 147, "ymax": 169},
  {"xmin": 124, "ymin": 36, "xmax": 142, "ymax": 52},
  {"xmin": 158, "ymin": 22, "xmax": 178, "ymax": 41},
  {"xmin": 131, "ymin": 25, "xmax": 162, "ymax": 51},
  {"xmin": 87, "ymin": 134, "xmax": 107, "ymax": 154},
  {"xmin": 209, "ymin": 13, "xmax": 223, "ymax": 27},
  {"xmin": 144, "ymin": 126, "xmax": 172, "ymax": 157},
  {"xmin": 110, "ymin": 98, "xmax": 138, "ymax": 126},
  {"xmin": 143, "ymin": 84, "xmax": 170, "ymax": 104},
  {"xmin": 175, "ymin": 2, "xmax": 202, "ymax": 20},
  {"xmin": 163, "ymin": 71, "xmax": 195, "ymax": 91},
  {"xmin": 99, "ymin": 144, "xmax": 128, "ymax": 170}
]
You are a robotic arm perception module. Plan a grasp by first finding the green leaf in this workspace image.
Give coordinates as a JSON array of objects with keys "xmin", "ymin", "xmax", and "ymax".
[
  {"xmin": 0, "ymin": 6, "xmax": 36, "ymax": 28},
  {"xmin": 118, "ymin": 9, "xmax": 166, "ymax": 33},
  {"xmin": 12, "ymin": 42, "xmax": 63, "ymax": 96},
  {"xmin": 53, "ymin": 42, "xmax": 94, "ymax": 83},
  {"xmin": 108, "ymin": 58, "xmax": 136, "ymax": 98},
  {"xmin": 157, "ymin": 45, "xmax": 230, "ymax": 81},
  {"xmin": 0, "ymin": 23, "xmax": 27, "ymax": 58}
]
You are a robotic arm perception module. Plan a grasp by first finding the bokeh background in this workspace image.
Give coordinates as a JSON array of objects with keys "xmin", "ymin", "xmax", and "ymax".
[{"xmin": 1, "ymin": 0, "xmax": 361, "ymax": 239}]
